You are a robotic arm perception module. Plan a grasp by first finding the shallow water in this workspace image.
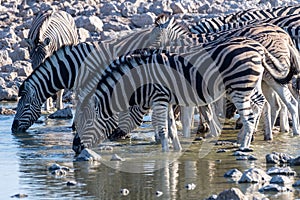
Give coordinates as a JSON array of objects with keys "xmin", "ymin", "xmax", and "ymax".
[{"xmin": 1, "ymin": 102, "xmax": 300, "ymax": 199}]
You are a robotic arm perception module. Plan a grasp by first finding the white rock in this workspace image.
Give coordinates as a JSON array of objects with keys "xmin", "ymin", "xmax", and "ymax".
[
  {"xmin": 238, "ymin": 168, "xmax": 271, "ymax": 183},
  {"xmin": 75, "ymin": 148, "xmax": 102, "ymax": 162},
  {"xmin": 75, "ymin": 16, "xmax": 103, "ymax": 32},
  {"xmin": 120, "ymin": 188, "xmax": 130, "ymax": 196}
]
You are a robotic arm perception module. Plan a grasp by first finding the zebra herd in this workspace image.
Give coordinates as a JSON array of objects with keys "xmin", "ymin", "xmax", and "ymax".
[{"xmin": 10, "ymin": 4, "xmax": 300, "ymax": 155}]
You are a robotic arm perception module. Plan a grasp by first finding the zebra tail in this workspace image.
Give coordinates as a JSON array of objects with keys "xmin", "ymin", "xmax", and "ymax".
[{"xmin": 262, "ymin": 48, "xmax": 295, "ymax": 84}]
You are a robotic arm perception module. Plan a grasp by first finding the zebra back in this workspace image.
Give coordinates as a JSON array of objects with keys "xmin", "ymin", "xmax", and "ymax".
[
  {"xmin": 26, "ymin": 10, "xmax": 79, "ymax": 69},
  {"xmin": 190, "ymin": 4, "xmax": 300, "ymax": 34}
]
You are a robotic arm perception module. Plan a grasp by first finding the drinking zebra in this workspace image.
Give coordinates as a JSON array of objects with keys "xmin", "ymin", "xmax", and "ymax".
[
  {"xmin": 25, "ymin": 10, "xmax": 79, "ymax": 111},
  {"xmin": 72, "ymin": 36, "xmax": 294, "ymax": 154},
  {"xmin": 11, "ymin": 17, "xmax": 189, "ymax": 150}
]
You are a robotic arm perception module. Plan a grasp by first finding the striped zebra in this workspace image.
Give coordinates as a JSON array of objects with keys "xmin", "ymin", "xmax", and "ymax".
[
  {"xmin": 72, "ymin": 36, "xmax": 295, "ymax": 154},
  {"xmin": 187, "ymin": 13, "xmax": 300, "ymax": 138},
  {"xmin": 190, "ymin": 4, "xmax": 300, "ymax": 34},
  {"xmin": 11, "ymin": 18, "xmax": 187, "ymax": 150},
  {"xmin": 26, "ymin": 10, "xmax": 79, "ymax": 111}
]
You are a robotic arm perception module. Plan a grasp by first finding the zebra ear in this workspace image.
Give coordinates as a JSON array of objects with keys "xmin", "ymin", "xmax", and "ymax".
[{"xmin": 43, "ymin": 37, "xmax": 51, "ymax": 46}]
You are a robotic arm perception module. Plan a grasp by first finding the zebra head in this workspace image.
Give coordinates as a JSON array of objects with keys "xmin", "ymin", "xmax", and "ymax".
[
  {"xmin": 26, "ymin": 37, "xmax": 50, "ymax": 69},
  {"xmin": 11, "ymin": 81, "xmax": 42, "ymax": 133}
]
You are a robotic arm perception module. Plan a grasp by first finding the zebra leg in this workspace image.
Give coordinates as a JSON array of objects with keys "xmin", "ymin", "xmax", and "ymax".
[
  {"xmin": 152, "ymin": 102, "xmax": 170, "ymax": 152},
  {"xmin": 198, "ymin": 104, "xmax": 221, "ymax": 138},
  {"xmin": 168, "ymin": 105, "xmax": 182, "ymax": 151},
  {"xmin": 262, "ymin": 101, "xmax": 273, "ymax": 140},
  {"xmin": 181, "ymin": 106, "xmax": 194, "ymax": 138},
  {"xmin": 279, "ymin": 103, "xmax": 289, "ymax": 132},
  {"xmin": 56, "ymin": 89, "xmax": 64, "ymax": 110},
  {"xmin": 269, "ymin": 82, "xmax": 299, "ymax": 135},
  {"xmin": 44, "ymin": 97, "xmax": 53, "ymax": 111}
]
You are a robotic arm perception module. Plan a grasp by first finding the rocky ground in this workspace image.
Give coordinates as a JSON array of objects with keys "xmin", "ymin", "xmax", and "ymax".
[{"xmin": 0, "ymin": 0, "xmax": 299, "ymax": 102}]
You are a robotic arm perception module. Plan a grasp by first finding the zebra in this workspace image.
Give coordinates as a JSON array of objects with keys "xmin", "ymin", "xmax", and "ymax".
[
  {"xmin": 25, "ymin": 10, "xmax": 79, "ymax": 111},
  {"xmin": 72, "ymin": 36, "xmax": 294, "ymax": 154},
  {"xmin": 190, "ymin": 4, "xmax": 300, "ymax": 34},
  {"xmin": 187, "ymin": 13, "xmax": 300, "ymax": 139},
  {"xmin": 11, "ymin": 17, "xmax": 190, "ymax": 150}
]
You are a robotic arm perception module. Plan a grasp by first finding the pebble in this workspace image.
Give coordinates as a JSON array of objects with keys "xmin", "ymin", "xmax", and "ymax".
[
  {"xmin": 111, "ymin": 154, "xmax": 125, "ymax": 161},
  {"xmin": 66, "ymin": 181, "xmax": 77, "ymax": 186},
  {"xmin": 10, "ymin": 193, "xmax": 28, "ymax": 198},
  {"xmin": 155, "ymin": 190, "xmax": 163, "ymax": 197},
  {"xmin": 185, "ymin": 183, "xmax": 196, "ymax": 190},
  {"xmin": 120, "ymin": 188, "xmax": 130, "ymax": 196}
]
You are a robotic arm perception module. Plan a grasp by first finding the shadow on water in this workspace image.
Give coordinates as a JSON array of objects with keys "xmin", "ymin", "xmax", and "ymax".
[{"xmin": 1, "ymin": 102, "xmax": 300, "ymax": 199}]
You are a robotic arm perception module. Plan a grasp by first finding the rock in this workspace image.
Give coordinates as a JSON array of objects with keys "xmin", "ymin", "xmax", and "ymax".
[
  {"xmin": 99, "ymin": 146, "xmax": 113, "ymax": 151},
  {"xmin": 75, "ymin": 16, "xmax": 103, "ymax": 32},
  {"xmin": 185, "ymin": 183, "xmax": 196, "ymax": 190},
  {"xmin": 103, "ymin": 21, "xmax": 131, "ymax": 32},
  {"xmin": 270, "ymin": 175, "xmax": 291, "ymax": 185},
  {"xmin": 292, "ymin": 180, "xmax": 300, "ymax": 187},
  {"xmin": 170, "ymin": 2, "xmax": 187, "ymax": 14},
  {"xmin": 224, "ymin": 169, "xmax": 243, "ymax": 179},
  {"xmin": 48, "ymin": 163, "xmax": 61, "ymax": 171},
  {"xmin": 121, "ymin": 2, "xmax": 138, "ymax": 17},
  {"xmin": 66, "ymin": 181, "xmax": 77, "ymax": 186},
  {"xmin": 10, "ymin": 193, "xmax": 28, "ymax": 198},
  {"xmin": 75, "ymin": 148, "xmax": 101, "ymax": 162},
  {"xmin": 233, "ymin": 151, "xmax": 249, "ymax": 156},
  {"xmin": 156, "ymin": 191, "xmax": 163, "ymax": 197},
  {"xmin": 216, "ymin": 187, "xmax": 247, "ymax": 200},
  {"xmin": 236, "ymin": 156, "xmax": 249, "ymax": 160},
  {"xmin": 206, "ymin": 194, "xmax": 218, "ymax": 200},
  {"xmin": 48, "ymin": 107, "xmax": 73, "ymax": 119},
  {"xmin": 78, "ymin": 28, "xmax": 90, "ymax": 42},
  {"xmin": 0, "ymin": 87, "xmax": 18, "ymax": 101},
  {"xmin": 216, "ymin": 149, "xmax": 227, "ymax": 153},
  {"xmin": 258, "ymin": 184, "xmax": 291, "ymax": 193},
  {"xmin": 131, "ymin": 12, "xmax": 156, "ymax": 28},
  {"xmin": 266, "ymin": 166, "xmax": 296, "ymax": 176},
  {"xmin": 289, "ymin": 155, "xmax": 300, "ymax": 165},
  {"xmin": 51, "ymin": 169, "xmax": 67, "ymax": 176},
  {"xmin": 0, "ymin": 107, "xmax": 16, "ymax": 115},
  {"xmin": 266, "ymin": 152, "xmax": 293, "ymax": 164},
  {"xmin": 111, "ymin": 154, "xmax": 125, "ymax": 161},
  {"xmin": 0, "ymin": 49, "xmax": 12, "ymax": 66},
  {"xmin": 14, "ymin": 61, "xmax": 33, "ymax": 77},
  {"xmin": 238, "ymin": 168, "xmax": 271, "ymax": 183},
  {"xmin": 9, "ymin": 47, "xmax": 29, "ymax": 62},
  {"xmin": 100, "ymin": 2, "xmax": 120, "ymax": 16},
  {"xmin": 248, "ymin": 155, "xmax": 258, "ymax": 160},
  {"xmin": 120, "ymin": 188, "xmax": 130, "ymax": 196}
]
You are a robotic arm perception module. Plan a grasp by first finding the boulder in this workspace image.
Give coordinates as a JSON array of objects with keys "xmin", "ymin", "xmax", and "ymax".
[
  {"xmin": 258, "ymin": 184, "xmax": 291, "ymax": 193},
  {"xmin": 267, "ymin": 166, "xmax": 296, "ymax": 176},
  {"xmin": 75, "ymin": 148, "xmax": 102, "ymax": 162},
  {"xmin": 0, "ymin": 86, "xmax": 18, "ymax": 101},
  {"xmin": 131, "ymin": 12, "xmax": 156, "ymax": 28},
  {"xmin": 9, "ymin": 47, "xmax": 30, "ymax": 62},
  {"xmin": 48, "ymin": 107, "xmax": 73, "ymax": 119},
  {"xmin": 238, "ymin": 168, "xmax": 271, "ymax": 183},
  {"xmin": 270, "ymin": 175, "xmax": 291, "ymax": 185},
  {"xmin": 75, "ymin": 16, "xmax": 103, "ymax": 32},
  {"xmin": 224, "ymin": 169, "xmax": 243, "ymax": 179},
  {"xmin": 265, "ymin": 152, "xmax": 293, "ymax": 164},
  {"xmin": 216, "ymin": 188, "xmax": 247, "ymax": 200},
  {"xmin": 0, "ymin": 49, "xmax": 12, "ymax": 66},
  {"xmin": 121, "ymin": 2, "xmax": 137, "ymax": 17},
  {"xmin": 100, "ymin": 2, "xmax": 120, "ymax": 16}
]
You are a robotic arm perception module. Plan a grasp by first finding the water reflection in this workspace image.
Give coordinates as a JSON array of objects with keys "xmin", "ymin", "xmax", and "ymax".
[{"xmin": 2, "ymin": 102, "xmax": 300, "ymax": 199}]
